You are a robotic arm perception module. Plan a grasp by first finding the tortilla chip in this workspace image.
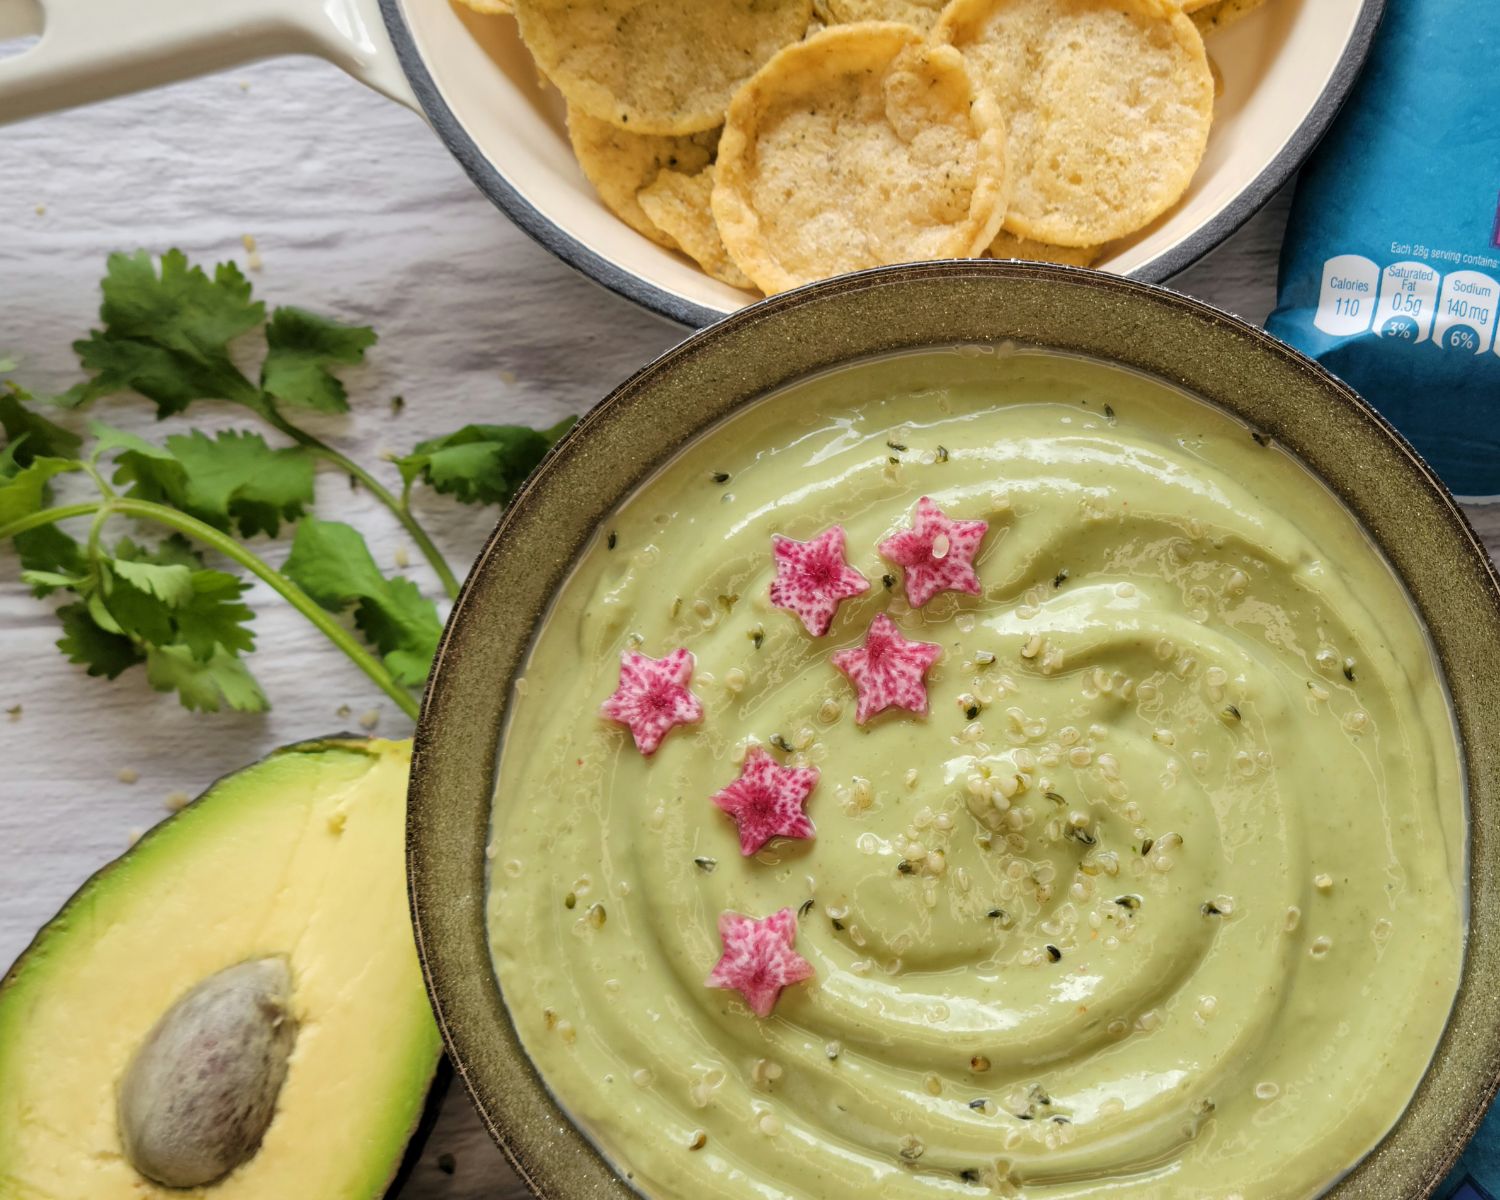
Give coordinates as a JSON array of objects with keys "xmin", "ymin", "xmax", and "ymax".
[
  {"xmin": 937, "ymin": 0, "xmax": 1213, "ymax": 247},
  {"xmin": 713, "ymin": 23, "xmax": 1009, "ymax": 293},
  {"xmin": 638, "ymin": 169, "xmax": 757, "ymax": 290},
  {"xmin": 514, "ymin": 0, "xmax": 814, "ymax": 135},
  {"xmin": 568, "ymin": 108, "xmax": 720, "ymax": 249},
  {"xmin": 989, "ymin": 232, "xmax": 1103, "ymax": 267},
  {"xmin": 1192, "ymin": 0, "xmax": 1270, "ymax": 35},
  {"xmin": 814, "ymin": 0, "xmax": 947, "ymax": 30}
]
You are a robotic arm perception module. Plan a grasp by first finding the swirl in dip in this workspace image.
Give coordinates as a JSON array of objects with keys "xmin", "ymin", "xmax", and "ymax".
[{"xmin": 487, "ymin": 351, "xmax": 1465, "ymax": 1198}]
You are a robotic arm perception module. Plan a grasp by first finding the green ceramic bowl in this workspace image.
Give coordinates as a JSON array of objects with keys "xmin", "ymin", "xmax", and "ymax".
[{"xmin": 409, "ymin": 262, "xmax": 1500, "ymax": 1199}]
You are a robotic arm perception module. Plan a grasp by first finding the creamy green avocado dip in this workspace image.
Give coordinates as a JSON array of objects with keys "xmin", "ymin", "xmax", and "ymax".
[{"xmin": 487, "ymin": 350, "xmax": 1465, "ymax": 1199}]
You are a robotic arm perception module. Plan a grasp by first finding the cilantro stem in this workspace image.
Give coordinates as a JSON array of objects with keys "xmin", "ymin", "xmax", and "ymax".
[
  {"xmin": 112, "ymin": 499, "xmax": 421, "ymax": 721},
  {"xmin": 86, "ymin": 506, "xmax": 110, "ymax": 562},
  {"xmin": 264, "ymin": 414, "xmax": 461, "ymax": 601},
  {"xmin": 0, "ymin": 502, "xmax": 101, "ymax": 539},
  {"xmin": 80, "ymin": 461, "xmax": 115, "ymax": 498},
  {"xmin": 0, "ymin": 499, "xmax": 422, "ymax": 721}
]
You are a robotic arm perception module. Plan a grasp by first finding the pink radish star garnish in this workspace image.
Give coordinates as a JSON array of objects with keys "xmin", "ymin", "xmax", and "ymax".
[
  {"xmin": 599, "ymin": 648, "xmax": 703, "ymax": 755},
  {"xmin": 712, "ymin": 747, "xmax": 819, "ymax": 855},
  {"xmin": 705, "ymin": 908, "xmax": 815, "ymax": 1018},
  {"xmin": 769, "ymin": 525, "xmax": 870, "ymax": 636},
  {"xmin": 878, "ymin": 496, "xmax": 988, "ymax": 608},
  {"xmin": 831, "ymin": 612, "xmax": 942, "ymax": 724}
]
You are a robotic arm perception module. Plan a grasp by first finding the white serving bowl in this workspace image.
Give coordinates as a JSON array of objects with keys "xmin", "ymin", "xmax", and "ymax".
[{"xmin": 387, "ymin": 0, "xmax": 1384, "ymax": 324}]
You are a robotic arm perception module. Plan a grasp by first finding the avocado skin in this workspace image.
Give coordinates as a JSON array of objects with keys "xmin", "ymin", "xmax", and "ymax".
[
  {"xmin": 385, "ymin": 1057, "xmax": 455, "ymax": 1195},
  {"xmin": 0, "ymin": 735, "xmax": 442, "ymax": 1200}
]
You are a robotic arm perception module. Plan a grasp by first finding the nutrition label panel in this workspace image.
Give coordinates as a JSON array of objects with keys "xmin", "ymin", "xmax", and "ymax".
[{"xmin": 1314, "ymin": 253, "xmax": 1500, "ymax": 355}]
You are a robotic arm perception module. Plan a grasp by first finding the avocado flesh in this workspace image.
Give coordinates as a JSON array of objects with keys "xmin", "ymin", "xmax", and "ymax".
[{"xmin": 0, "ymin": 738, "xmax": 442, "ymax": 1199}]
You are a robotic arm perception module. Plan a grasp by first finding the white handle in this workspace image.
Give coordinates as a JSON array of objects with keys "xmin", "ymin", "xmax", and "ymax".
[{"xmin": 0, "ymin": 0, "xmax": 418, "ymax": 126}]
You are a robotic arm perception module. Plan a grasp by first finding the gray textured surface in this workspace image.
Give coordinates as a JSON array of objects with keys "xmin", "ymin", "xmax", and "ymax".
[{"xmin": 1, "ymin": 52, "xmax": 1493, "ymax": 1200}]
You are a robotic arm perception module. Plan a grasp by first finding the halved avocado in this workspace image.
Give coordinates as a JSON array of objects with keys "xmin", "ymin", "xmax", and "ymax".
[{"xmin": 0, "ymin": 737, "xmax": 442, "ymax": 1199}]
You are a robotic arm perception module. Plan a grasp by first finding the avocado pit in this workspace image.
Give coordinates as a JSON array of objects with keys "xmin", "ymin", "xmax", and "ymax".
[{"xmin": 118, "ymin": 956, "xmax": 297, "ymax": 1189}]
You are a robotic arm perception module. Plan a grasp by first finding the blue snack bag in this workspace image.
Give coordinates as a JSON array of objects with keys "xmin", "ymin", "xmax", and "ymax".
[
  {"xmin": 1266, "ymin": 0, "xmax": 1500, "ymax": 501},
  {"xmin": 1445, "ymin": 1100, "xmax": 1500, "ymax": 1200}
]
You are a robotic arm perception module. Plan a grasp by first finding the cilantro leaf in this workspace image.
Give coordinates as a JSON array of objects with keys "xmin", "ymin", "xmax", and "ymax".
[
  {"xmin": 101, "ymin": 569, "xmax": 176, "ymax": 646},
  {"xmin": 93, "ymin": 553, "xmax": 257, "ymax": 665},
  {"xmin": 20, "ymin": 569, "xmax": 87, "ymax": 591},
  {"xmin": 86, "ymin": 589, "xmax": 125, "ymax": 636},
  {"xmin": 0, "ymin": 382, "xmax": 82, "ymax": 503},
  {"xmin": 0, "ymin": 384, "xmax": 81, "ymax": 466},
  {"xmin": 282, "ymin": 518, "xmax": 441, "ymax": 686},
  {"xmin": 145, "ymin": 644, "xmax": 268, "ymax": 713},
  {"xmin": 166, "ymin": 429, "xmax": 314, "ymax": 538},
  {"xmin": 0, "ymin": 439, "xmax": 22, "ymax": 478},
  {"xmin": 14, "ymin": 525, "xmax": 87, "ymax": 596},
  {"xmin": 102, "ymin": 424, "xmax": 314, "ymax": 539},
  {"xmin": 88, "ymin": 420, "xmax": 175, "ymax": 463},
  {"xmin": 0, "ymin": 458, "xmax": 79, "ymax": 527},
  {"xmin": 120, "ymin": 533, "xmax": 203, "ymax": 571},
  {"xmin": 351, "ymin": 575, "xmax": 441, "ymax": 687},
  {"xmin": 66, "ymin": 250, "xmax": 263, "ymax": 414},
  {"xmin": 56, "ymin": 601, "xmax": 145, "ymax": 679},
  {"xmin": 394, "ymin": 416, "xmax": 574, "ymax": 507},
  {"xmin": 35, "ymin": 521, "xmax": 260, "ymax": 706},
  {"xmin": 110, "ymin": 558, "xmax": 196, "ymax": 607},
  {"xmin": 174, "ymin": 570, "xmax": 256, "ymax": 661},
  {"xmin": 104, "ymin": 432, "xmax": 190, "ymax": 511},
  {"xmin": 98, "ymin": 251, "xmax": 261, "ymax": 353},
  {"xmin": 282, "ymin": 517, "xmax": 387, "ymax": 601},
  {"xmin": 114, "ymin": 535, "xmax": 234, "ymax": 650},
  {"xmin": 260, "ymin": 307, "xmax": 377, "ymax": 414}
]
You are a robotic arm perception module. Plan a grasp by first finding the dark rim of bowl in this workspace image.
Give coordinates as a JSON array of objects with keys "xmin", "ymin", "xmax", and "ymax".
[
  {"xmin": 409, "ymin": 260, "xmax": 1500, "ymax": 1200},
  {"xmin": 378, "ymin": 0, "xmax": 1387, "ymax": 328}
]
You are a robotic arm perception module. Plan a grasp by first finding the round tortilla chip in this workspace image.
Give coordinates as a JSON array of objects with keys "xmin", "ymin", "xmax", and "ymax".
[
  {"xmin": 638, "ymin": 169, "xmax": 758, "ymax": 290},
  {"xmin": 937, "ymin": 0, "xmax": 1213, "ymax": 247},
  {"xmin": 455, "ymin": 0, "xmax": 514, "ymax": 12},
  {"xmin": 1192, "ymin": 0, "xmax": 1269, "ymax": 35},
  {"xmin": 568, "ymin": 108, "xmax": 720, "ymax": 249},
  {"xmin": 712, "ymin": 23, "xmax": 1010, "ymax": 294},
  {"xmin": 989, "ymin": 232, "xmax": 1102, "ymax": 267},
  {"xmin": 814, "ymin": 0, "xmax": 947, "ymax": 29},
  {"xmin": 514, "ymin": 0, "xmax": 814, "ymax": 136}
]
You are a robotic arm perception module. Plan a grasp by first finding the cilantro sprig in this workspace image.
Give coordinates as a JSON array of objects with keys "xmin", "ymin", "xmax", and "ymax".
[{"xmin": 0, "ymin": 251, "xmax": 573, "ymax": 718}]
